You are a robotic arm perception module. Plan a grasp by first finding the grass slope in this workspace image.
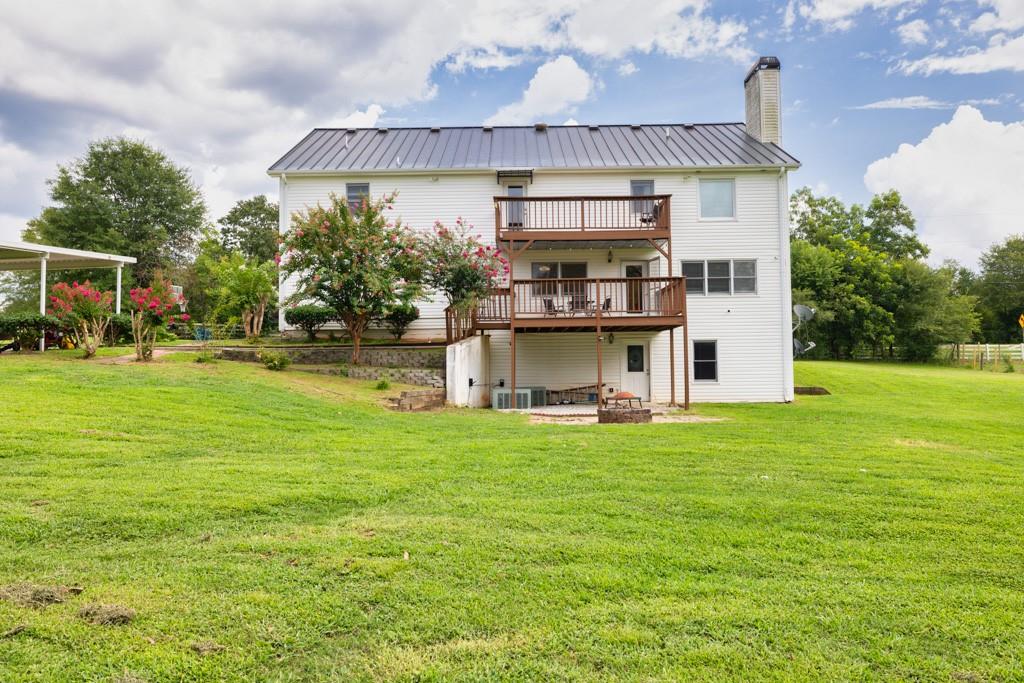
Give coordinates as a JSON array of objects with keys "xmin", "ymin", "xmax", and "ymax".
[{"xmin": 0, "ymin": 356, "xmax": 1022, "ymax": 682}]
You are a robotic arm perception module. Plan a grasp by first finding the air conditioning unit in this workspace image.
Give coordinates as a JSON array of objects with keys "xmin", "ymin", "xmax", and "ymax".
[
  {"xmin": 523, "ymin": 386, "xmax": 547, "ymax": 407},
  {"xmin": 492, "ymin": 388, "xmax": 532, "ymax": 410}
]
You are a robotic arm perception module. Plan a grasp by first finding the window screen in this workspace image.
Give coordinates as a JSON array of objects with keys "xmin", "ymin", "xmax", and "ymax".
[
  {"xmin": 559, "ymin": 262, "xmax": 587, "ymax": 297},
  {"xmin": 346, "ymin": 183, "xmax": 370, "ymax": 213},
  {"xmin": 699, "ymin": 179, "xmax": 734, "ymax": 218},
  {"xmin": 693, "ymin": 341, "xmax": 717, "ymax": 381},
  {"xmin": 733, "ymin": 260, "xmax": 757, "ymax": 293},
  {"xmin": 681, "ymin": 261, "xmax": 705, "ymax": 295},
  {"xmin": 531, "ymin": 262, "xmax": 558, "ymax": 296},
  {"xmin": 707, "ymin": 260, "xmax": 731, "ymax": 294}
]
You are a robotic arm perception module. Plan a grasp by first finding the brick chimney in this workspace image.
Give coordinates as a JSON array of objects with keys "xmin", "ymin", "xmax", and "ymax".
[{"xmin": 744, "ymin": 56, "xmax": 781, "ymax": 146}]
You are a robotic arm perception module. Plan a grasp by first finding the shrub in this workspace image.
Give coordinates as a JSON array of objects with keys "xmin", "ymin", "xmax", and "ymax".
[
  {"xmin": 107, "ymin": 313, "xmax": 133, "ymax": 345},
  {"xmin": 194, "ymin": 350, "xmax": 217, "ymax": 364},
  {"xmin": 260, "ymin": 349, "xmax": 291, "ymax": 371},
  {"xmin": 374, "ymin": 375, "xmax": 391, "ymax": 390},
  {"xmin": 385, "ymin": 304, "xmax": 419, "ymax": 341},
  {"xmin": 128, "ymin": 271, "xmax": 189, "ymax": 361},
  {"xmin": 1003, "ymin": 354, "xmax": 1015, "ymax": 373},
  {"xmin": 0, "ymin": 313, "xmax": 60, "ymax": 350},
  {"xmin": 285, "ymin": 304, "xmax": 334, "ymax": 342},
  {"xmin": 47, "ymin": 281, "xmax": 114, "ymax": 358}
]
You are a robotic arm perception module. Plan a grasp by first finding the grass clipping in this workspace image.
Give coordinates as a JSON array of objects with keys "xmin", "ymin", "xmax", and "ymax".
[
  {"xmin": 78, "ymin": 603, "xmax": 136, "ymax": 626},
  {"xmin": 0, "ymin": 583, "xmax": 83, "ymax": 609}
]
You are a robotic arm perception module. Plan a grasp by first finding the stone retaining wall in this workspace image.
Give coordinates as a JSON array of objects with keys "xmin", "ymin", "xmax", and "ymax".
[
  {"xmin": 389, "ymin": 388, "xmax": 446, "ymax": 411},
  {"xmin": 217, "ymin": 345, "xmax": 445, "ymax": 368},
  {"xmin": 346, "ymin": 366, "xmax": 445, "ymax": 388}
]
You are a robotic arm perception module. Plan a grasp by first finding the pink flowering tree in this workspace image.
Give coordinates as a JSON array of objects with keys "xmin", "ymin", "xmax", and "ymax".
[
  {"xmin": 279, "ymin": 192, "xmax": 423, "ymax": 364},
  {"xmin": 419, "ymin": 217, "xmax": 509, "ymax": 311},
  {"xmin": 128, "ymin": 271, "xmax": 189, "ymax": 361},
  {"xmin": 48, "ymin": 281, "xmax": 114, "ymax": 358}
]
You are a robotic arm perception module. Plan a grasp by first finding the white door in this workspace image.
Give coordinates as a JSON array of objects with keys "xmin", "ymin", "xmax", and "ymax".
[{"xmin": 621, "ymin": 342, "xmax": 650, "ymax": 401}]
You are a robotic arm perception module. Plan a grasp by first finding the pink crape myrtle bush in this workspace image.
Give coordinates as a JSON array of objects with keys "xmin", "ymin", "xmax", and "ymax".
[
  {"xmin": 48, "ymin": 281, "xmax": 114, "ymax": 358},
  {"xmin": 128, "ymin": 271, "xmax": 189, "ymax": 361}
]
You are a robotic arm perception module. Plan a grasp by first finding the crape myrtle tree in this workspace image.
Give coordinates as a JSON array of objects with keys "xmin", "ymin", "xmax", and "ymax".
[
  {"xmin": 279, "ymin": 192, "xmax": 423, "ymax": 364},
  {"xmin": 419, "ymin": 218, "xmax": 509, "ymax": 310}
]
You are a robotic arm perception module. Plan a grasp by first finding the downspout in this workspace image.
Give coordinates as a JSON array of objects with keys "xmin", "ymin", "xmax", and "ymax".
[{"xmin": 777, "ymin": 167, "xmax": 794, "ymax": 402}]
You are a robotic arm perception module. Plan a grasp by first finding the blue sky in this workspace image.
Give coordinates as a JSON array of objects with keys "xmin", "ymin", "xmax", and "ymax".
[{"xmin": 1, "ymin": 1, "xmax": 1021, "ymax": 265}]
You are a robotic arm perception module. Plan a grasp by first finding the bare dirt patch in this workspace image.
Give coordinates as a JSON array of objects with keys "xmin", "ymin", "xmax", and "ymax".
[
  {"xmin": 0, "ymin": 583, "xmax": 83, "ymax": 609},
  {"xmin": 895, "ymin": 438, "xmax": 957, "ymax": 451},
  {"xmin": 78, "ymin": 603, "xmax": 135, "ymax": 625},
  {"xmin": 529, "ymin": 413, "xmax": 727, "ymax": 426}
]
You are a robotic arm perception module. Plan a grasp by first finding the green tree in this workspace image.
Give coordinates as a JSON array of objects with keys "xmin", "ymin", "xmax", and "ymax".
[
  {"xmin": 891, "ymin": 260, "xmax": 979, "ymax": 361},
  {"xmin": 218, "ymin": 195, "xmax": 279, "ymax": 263},
  {"xmin": 280, "ymin": 193, "xmax": 423, "ymax": 363},
  {"xmin": 976, "ymin": 235, "xmax": 1024, "ymax": 342},
  {"xmin": 25, "ymin": 138, "xmax": 205, "ymax": 286},
  {"xmin": 212, "ymin": 253, "xmax": 277, "ymax": 340}
]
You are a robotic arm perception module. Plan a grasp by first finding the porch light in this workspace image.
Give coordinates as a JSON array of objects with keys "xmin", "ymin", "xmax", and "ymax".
[
  {"xmin": 608, "ymin": 333, "xmax": 615, "ymax": 344},
  {"xmin": 607, "ymin": 249, "xmax": 613, "ymax": 263}
]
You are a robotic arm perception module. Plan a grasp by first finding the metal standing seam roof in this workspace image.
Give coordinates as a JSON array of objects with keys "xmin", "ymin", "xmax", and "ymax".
[{"xmin": 268, "ymin": 123, "xmax": 800, "ymax": 174}]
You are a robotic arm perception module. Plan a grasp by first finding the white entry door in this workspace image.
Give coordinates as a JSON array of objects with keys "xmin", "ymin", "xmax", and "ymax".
[{"xmin": 621, "ymin": 342, "xmax": 650, "ymax": 401}]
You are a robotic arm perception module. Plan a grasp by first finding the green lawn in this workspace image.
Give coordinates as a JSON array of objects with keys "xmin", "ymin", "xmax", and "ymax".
[{"xmin": 0, "ymin": 355, "xmax": 1022, "ymax": 682}]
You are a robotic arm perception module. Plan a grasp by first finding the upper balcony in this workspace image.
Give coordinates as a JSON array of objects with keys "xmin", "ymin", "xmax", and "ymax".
[{"xmin": 494, "ymin": 195, "xmax": 671, "ymax": 247}]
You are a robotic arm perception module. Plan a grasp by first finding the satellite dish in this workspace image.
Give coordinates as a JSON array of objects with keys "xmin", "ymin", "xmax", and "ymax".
[
  {"xmin": 794, "ymin": 338, "xmax": 817, "ymax": 356},
  {"xmin": 794, "ymin": 304, "xmax": 816, "ymax": 323}
]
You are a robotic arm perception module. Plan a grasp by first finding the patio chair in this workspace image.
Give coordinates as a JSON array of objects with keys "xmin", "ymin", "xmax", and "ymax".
[
  {"xmin": 601, "ymin": 297, "xmax": 612, "ymax": 313},
  {"xmin": 568, "ymin": 295, "xmax": 591, "ymax": 317},
  {"xmin": 542, "ymin": 298, "xmax": 563, "ymax": 316}
]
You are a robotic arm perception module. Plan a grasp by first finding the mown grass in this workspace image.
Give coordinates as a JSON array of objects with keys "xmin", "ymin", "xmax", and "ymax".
[{"xmin": 0, "ymin": 355, "xmax": 1022, "ymax": 682}]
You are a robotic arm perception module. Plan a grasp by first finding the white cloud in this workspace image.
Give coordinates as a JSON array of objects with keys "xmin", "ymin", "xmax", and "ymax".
[
  {"xmin": 0, "ymin": 0, "xmax": 753, "ymax": 241},
  {"xmin": 864, "ymin": 106, "xmax": 1024, "ymax": 266},
  {"xmin": 783, "ymin": 0, "xmax": 797, "ymax": 30},
  {"xmin": 971, "ymin": 0, "xmax": 1024, "ymax": 33},
  {"xmin": 854, "ymin": 95, "xmax": 951, "ymax": 109},
  {"xmin": 617, "ymin": 61, "xmax": 638, "ymax": 76},
  {"xmin": 332, "ymin": 105, "xmax": 386, "ymax": 129},
  {"xmin": 898, "ymin": 33, "xmax": 1024, "ymax": 74},
  {"xmin": 485, "ymin": 56, "xmax": 593, "ymax": 125},
  {"xmin": 897, "ymin": 18, "xmax": 929, "ymax": 45},
  {"xmin": 798, "ymin": 0, "xmax": 919, "ymax": 31},
  {"xmin": 563, "ymin": 117, "xmax": 580, "ymax": 125}
]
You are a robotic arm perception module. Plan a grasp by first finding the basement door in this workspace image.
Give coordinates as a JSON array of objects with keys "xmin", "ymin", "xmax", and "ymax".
[{"xmin": 621, "ymin": 342, "xmax": 650, "ymax": 401}]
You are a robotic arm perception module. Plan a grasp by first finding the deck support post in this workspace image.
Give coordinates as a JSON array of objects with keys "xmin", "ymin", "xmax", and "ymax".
[
  {"xmin": 667, "ymin": 239, "xmax": 676, "ymax": 407},
  {"xmin": 682, "ymin": 284, "xmax": 690, "ymax": 411},
  {"xmin": 508, "ymin": 241, "xmax": 517, "ymax": 408},
  {"xmin": 595, "ymin": 279, "xmax": 603, "ymax": 406}
]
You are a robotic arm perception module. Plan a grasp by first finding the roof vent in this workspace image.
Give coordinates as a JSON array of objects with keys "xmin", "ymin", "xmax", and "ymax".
[
  {"xmin": 683, "ymin": 123, "xmax": 695, "ymax": 129},
  {"xmin": 377, "ymin": 127, "xmax": 389, "ymax": 134},
  {"xmin": 430, "ymin": 126, "xmax": 440, "ymax": 133},
  {"xmin": 588, "ymin": 125, "xmax": 599, "ymax": 131},
  {"xmin": 630, "ymin": 124, "xmax": 641, "ymax": 130},
  {"xmin": 534, "ymin": 122, "xmax": 548, "ymax": 131},
  {"xmin": 482, "ymin": 126, "xmax": 493, "ymax": 132},
  {"xmin": 346, "ymin": 128, "xmax": 357, "ymax": 134}
]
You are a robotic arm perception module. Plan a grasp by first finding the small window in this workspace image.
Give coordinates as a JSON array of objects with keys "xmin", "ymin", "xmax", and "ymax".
[
  {"xmin": 733, "ymin": 260, "xmax": 757, "ymax": 293},
  {"xmin": 559, "ymin": 262, "xmax": 588, "ymax": 297},
  {"xmin": 693, "ymin": 341, "xmax": 717, "ymax": 381},
  {"xmin": 630, "ymin": 179, "xmax": 654, "ymax": 214},
  {"xmin": 506, "ymin": 184, "xmax": 526, "ymax": 227},
  {"xmin": 699, "ymin": 179, "xmax": 735, "ymax": 219},
  {"xmin": 627, "ymin": 345, "xmax": 645, "ymax": 373},
  {"xmin": 707, "ymin": 260, "xmax": 731, "ymax": 294},
  {"xmin": 681, "ymin": 261, "xmax": 705, "ymax": 295},
  {"xmin": 531, "ymin": 262, "xmax": 558, "ymax": 296},
  {"xmin": 346, "ymin": 183, "xmax": 370, "ymax": 213}
]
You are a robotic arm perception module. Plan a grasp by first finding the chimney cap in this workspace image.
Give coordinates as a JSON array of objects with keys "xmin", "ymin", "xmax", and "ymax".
[{"xmin": 744, "ymin": 56, "xmax": 781, "ymax": 84}]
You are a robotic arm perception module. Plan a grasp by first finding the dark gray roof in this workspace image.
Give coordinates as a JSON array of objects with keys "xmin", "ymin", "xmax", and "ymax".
[{"xmin": 268, "ymin": 124, "xmax": 799, "ymax": 174}]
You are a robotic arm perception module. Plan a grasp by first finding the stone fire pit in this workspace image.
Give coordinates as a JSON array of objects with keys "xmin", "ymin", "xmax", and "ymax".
[{"xmin": 597, "ymin": 407, "xmax": 653, "ymax": 424}]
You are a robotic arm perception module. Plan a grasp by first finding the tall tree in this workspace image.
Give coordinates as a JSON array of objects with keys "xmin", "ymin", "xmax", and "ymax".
[
  {"xmin": 218, "ymin": 195, "xmax": 279, "ymax": 263},
  {"xmin": 976, "ymin": 235, "xmax": 1024, "ymax": 342},
  {"xmin": 24, "ymin": 137, "xmax": 206, "ymax": 286}
]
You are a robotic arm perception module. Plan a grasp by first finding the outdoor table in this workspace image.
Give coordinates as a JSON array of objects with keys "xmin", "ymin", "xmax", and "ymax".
[{"xmin": 608, "ymin": 392, "xmax": 643, "ymax": 409}]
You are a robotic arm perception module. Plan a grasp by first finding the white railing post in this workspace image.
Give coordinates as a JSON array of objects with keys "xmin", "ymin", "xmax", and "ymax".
[{"xmin": 115, "ymin": 264, "xmax": 123, "ymax": 314}]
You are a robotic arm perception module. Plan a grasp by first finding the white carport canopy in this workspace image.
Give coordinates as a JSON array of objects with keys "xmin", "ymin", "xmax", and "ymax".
[{"xmin": 0, "ymin": 240, "xmax": 137, "ymax": 350}]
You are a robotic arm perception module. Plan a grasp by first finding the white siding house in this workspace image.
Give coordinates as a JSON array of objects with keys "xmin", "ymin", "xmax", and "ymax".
[{"xmin": 269, "ymin": 56, "xmax": 799, "ymax": 405}]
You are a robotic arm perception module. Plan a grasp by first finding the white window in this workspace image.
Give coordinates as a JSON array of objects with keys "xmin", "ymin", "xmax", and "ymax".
[
  {"xmin": 531, "ymin": 262, "xmax": 587, "ymax": 296},
  {"xmin": 680, "ymin": 259, "xmax": 757, "ymax": 295},
  {"xmin": 346, "ymin": 183, "xmax": 370, "ymax": 213},
  {"xmin": 693, "ymin": 341, "xmax": 718, "ymax": 382},
  {"xmin": 680, "ymin": 261, "xmax": 704, "ymax": 295},
  {"xmin": 698, "ymin": 179, "xmax": 735, "ymax": 219},
  {"xmin": 630, "ymin": 179, "xmax": 654, "ymax": 214}
]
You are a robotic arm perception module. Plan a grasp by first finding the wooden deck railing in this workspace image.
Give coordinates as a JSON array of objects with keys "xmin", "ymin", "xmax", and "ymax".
[
  {"xmin": 494, "ymin": 195, "xmax": 671, "ymax": 235},
  {"xmin": 477, "ymin": 276, "xmax": 685, "ymax": 324},
  {"xmin": 445, "ymin": 306, "xmax": 477, "ymax": 343}
]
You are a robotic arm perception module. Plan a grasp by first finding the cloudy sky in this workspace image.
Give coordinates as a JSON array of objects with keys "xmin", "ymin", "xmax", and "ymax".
[{"xmin": 1, "ymin": 0, "xmax": 1021, "ymax": 266}]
